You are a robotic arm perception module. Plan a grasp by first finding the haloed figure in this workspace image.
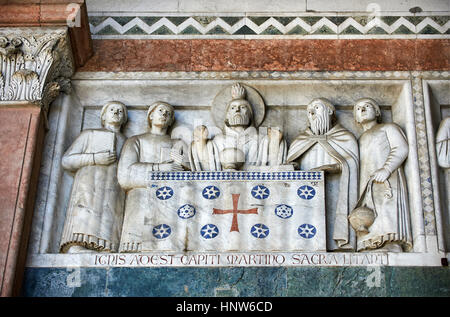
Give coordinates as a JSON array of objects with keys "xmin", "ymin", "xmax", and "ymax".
[
  {"xmin": 212, "ymin": 83, "xmax": 260, "ymax": 169},
  {"xmin": 210, "ymin": 83, "xmax": 286, "ymax": 170},
  {"xmin": 353, "ymin": 98, "xmax": 412, "ymax": 252}
]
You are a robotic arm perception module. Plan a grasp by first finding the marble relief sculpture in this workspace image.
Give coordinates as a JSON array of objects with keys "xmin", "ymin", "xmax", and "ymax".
[
  {"xmin": 189, "ymin": 125, "xmax": 221, "ymax": 171},
  {"xmin": 118, "ymin": 101, "xmax": 189, "ymax": 252},
  {"xmin": 59, "ymin": 101, "xmax": 128, "ymax": 253},
  {"xmin": 57, "ymin": 86, "xmax": 417, "ymax": 255},
  {"xmin": 353, "ymin": 98, "xmax": 412, "ymax": 252},
  {"xmin": 211, "ymin": 83, "xmax": 260, "ymax": 169},
  {"xmin": 286, "ymin": 98, "xmax": 359, "ymax": 251},
  {"xmin": 436, "ymin": 117, "xmax": 450, "ymax": 169},
  {"xmin": 193, "ymin": 83, "xmax": 287, "ymax": 171}
]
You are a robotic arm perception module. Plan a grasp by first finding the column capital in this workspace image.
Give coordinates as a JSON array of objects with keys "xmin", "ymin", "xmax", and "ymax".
[{"xmin": 0, "ymin": 27, "xmax": 75, "ymax": 122}]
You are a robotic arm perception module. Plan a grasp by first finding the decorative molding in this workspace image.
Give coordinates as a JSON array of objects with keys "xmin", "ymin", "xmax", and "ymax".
[
  {"xmin": 26, "ymin": 251, "xmax": 450, "ymax": 268},
  {"xmin": 411, "ymin": 76, "xmax": 437, "ymax": 237},
  {"xmin": 72, "ymin": 70, "xmax": 450, "ymax": 81},
  {"xmin": 148, "ymin": 171, "xmax": 323, "ymax": 182},
  {"xmin": 89, "ymin": 15, "xmax": 450, "ymax": 39},
  {"xmin": 0, "ymin": 28, "xmax": 75, "ymax": 119}
]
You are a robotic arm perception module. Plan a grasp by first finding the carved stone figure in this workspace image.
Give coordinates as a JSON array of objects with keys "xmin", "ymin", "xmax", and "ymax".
[
  {"xmin": 436, "ymin": 117, "xmax": 450, "ymax": 169},
  {"xmin": 286, "ymin": 98, "xmax": 359, "ymax": 251},
  {"xmin": 118, "ymin": 101, "xmax": 189, "ymax": 252},
  {"xmin": 257, "ymin": 127, "xmax": 287, "ymax": 168},
  {"xmin": 189, "ymin": 125, "xmax": 221, "ymax": 171},
  {"xmin": 211, "ymin": 83, "xmax": 259, "ymax": 169},
  {"xmin": 353, "ymin": 98, "xmax": 412, "ymax": 252},
  {"xmin": 202, "ymin": 83, "xmax": 287, "ymax": 170},
  {"xmin": 60, "ymin": 101, "xmax": 128, "ymax": 253}
]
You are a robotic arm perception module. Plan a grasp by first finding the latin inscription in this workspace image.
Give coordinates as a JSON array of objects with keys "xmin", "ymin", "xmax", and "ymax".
[{"xmin": 93, "ymin": 252, "xmax": 388, "ymax": 267}]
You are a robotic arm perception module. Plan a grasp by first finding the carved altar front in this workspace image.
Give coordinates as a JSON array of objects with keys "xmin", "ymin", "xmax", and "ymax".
[{"xmin": 127, "ymin": 171, "xmax": 326, "ymax": 252}]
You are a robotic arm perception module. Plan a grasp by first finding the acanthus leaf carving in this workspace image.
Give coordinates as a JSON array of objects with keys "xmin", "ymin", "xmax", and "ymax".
[
  {"xmin": 0, "ymin": 36, "xmax": 22, "ymax": 56},
  {"xmin": 0, "ymin": 29, "xmax": 74, "ymax": 116},
  {"xmin": 6, "ymin": 69, "xmax": 40, "ymax": 101}
]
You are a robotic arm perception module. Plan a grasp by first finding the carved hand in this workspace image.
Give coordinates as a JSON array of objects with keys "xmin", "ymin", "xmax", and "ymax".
[
  {"xmin": 310, "ymin": 163, "xmax": 341, "ymax": 173},
  {"xmin": 93, "ymin": 151, "xmax": 116, "ymax": 165},
  {"xmin": 371, "ymin": 168, "xmax": 391, "ymax": 183}
]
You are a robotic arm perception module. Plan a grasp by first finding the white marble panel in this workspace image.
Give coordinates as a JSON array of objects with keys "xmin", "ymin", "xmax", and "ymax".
[
  {"xmin": 28, "ymin": 71, "xmax": 448, "ymax": 258},
  {"xmin": 26, "ymin": 252, "xmax": 449, "ymax": 268},
  {"xmin": 424, "ymin": 80, "xmax": 450, "ymax": 252},
  {"xmin": 306, "ymin": 0, "xmax": 450, "ymax": 13},
  {"xmin": 86, "ymin": 0, "xmax": 449, "ymax": 13},
  {"xmin": 86, "ymin": 0, "xmax": 308, "ymax": 13},
  {"xmin": 124, "ymin": 171, "xmax": 326, "ymax": 252}
]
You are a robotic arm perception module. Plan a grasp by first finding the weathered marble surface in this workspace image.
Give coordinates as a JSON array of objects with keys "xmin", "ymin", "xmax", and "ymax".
[
  {"xmin": 27, "ymin": 72, "xmax": 447, "ymax": 260},
  {"xmin": 353, "ymin": 98, "xmax": 412, "ymax": 252},
  {"xmin": 59, "ymin": 101, "xmax": 128, "ymax": 253},
  {"xmin": 436, "ymin": 117, "xmax": 450, "ymax": 169},
  {"xmin": 423, "ymin": 79, "xmax": 450, "ymax": 253},
  {"xmin": 287, "ymin": 98, "xmax": 359, "ymax": 251},
  {"xmin": 21, "ymin": 264, "xmax": 450, "ymax": 297},
  {"xmin": 205, "ymin": 83, "xmax": 287, "ymax": 170},
  {"xmin": 119, "ymin": 171, "xmax": 325, "ymax": 252},
  {"xmin": 85, "ymin": 0, "xmax": 450, "ymax": 13},
  {"xmin": 25, "ymin": 250, "xmax": 448, "ymax": 268}
]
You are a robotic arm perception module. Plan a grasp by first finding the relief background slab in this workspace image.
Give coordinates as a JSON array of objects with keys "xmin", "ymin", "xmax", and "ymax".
[{"xmin": 26, "ymin": 71, "xmax": 450, "ymax": 270}]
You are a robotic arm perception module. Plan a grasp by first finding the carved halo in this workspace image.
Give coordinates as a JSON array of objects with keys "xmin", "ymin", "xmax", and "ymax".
[{"xmin": 211, "ymin": 83, "xmax": 266, "ymax": 129}]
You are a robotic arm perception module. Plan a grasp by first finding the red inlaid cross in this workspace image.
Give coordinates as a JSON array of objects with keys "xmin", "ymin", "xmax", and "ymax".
[{"xmin": 213, "ymin": 193, "xmax": 258, "ymax": 232}]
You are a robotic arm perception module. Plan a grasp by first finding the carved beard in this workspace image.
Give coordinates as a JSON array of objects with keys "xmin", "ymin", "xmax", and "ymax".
[
  {"xmin": 228, "ymin": 112, "xmax": 250, "ymax": 126},
  {"xmin": 310, "ymin": 113, "xmax": 332, "ymax": 135}
]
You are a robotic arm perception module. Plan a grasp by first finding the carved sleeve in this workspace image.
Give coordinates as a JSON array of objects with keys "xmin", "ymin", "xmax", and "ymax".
[
  {"xmin": 61, "ymin": 131, "xmax": 95, "ymax": 172},
  {"xmin": 117, "ymin": 137, "xmax": 156, "ymax": 190},
  {"xmin": 382, "ymin": 124, "xmax": 409, "ymax": 174},
  {"xmin": 436, "ymin": 117, "xmax": 450, "ymax": 169}
]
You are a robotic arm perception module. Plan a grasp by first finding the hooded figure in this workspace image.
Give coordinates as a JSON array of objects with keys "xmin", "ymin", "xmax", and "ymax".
[{"xmin": 287, "ymin": 98, "xmax": 359, "ymax": 251}]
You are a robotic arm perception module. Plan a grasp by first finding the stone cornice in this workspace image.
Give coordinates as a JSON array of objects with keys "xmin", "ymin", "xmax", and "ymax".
[{"xmin": 0, "ymin": 1, "xmax": 93, "ymax": 68}]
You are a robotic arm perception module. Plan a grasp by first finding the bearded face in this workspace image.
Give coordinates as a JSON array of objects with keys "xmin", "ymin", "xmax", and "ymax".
[
  {"xmin": 225, "ymin": 100, "xmax": 252, "ymax": 127},
  {"xmin": 307, "ymin": 101, "xmax": 333, "ymax": 135}
]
